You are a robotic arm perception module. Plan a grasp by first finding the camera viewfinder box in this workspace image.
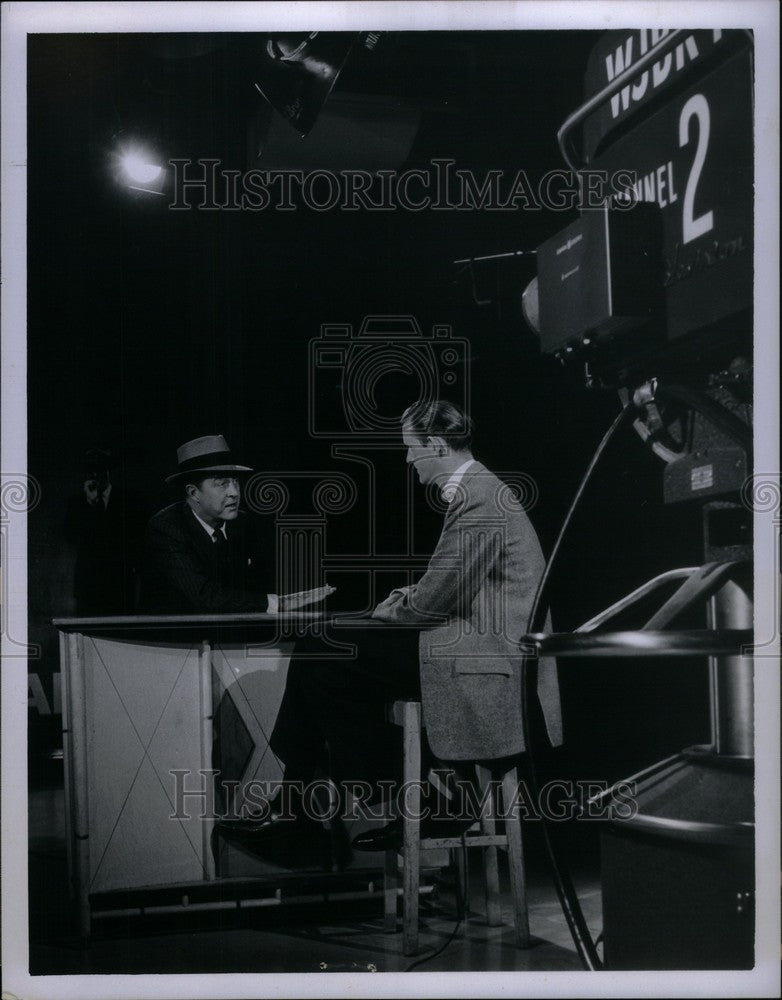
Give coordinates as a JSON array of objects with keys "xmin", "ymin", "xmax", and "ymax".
[{"xmin": 537, "ymin": 202, "xmax": 664, "ymax": 357}]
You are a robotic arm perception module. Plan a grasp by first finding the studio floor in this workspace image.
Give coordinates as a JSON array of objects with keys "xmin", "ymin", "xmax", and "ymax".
[{"xmin": 27, "ymin": 771, "xmax": 602, "ymax": 976}]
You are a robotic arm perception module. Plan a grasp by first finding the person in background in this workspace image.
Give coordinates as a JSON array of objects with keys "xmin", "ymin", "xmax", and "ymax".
[{"xmin": 62, "ymin": 447, "xmax": 146, "ymax": 615}]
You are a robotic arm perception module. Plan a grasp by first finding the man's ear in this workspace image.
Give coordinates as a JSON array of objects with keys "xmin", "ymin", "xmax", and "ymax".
[
  {"xmin": 184, "ymin": 483, "xmax": 198, "ymax": 501},
  {"xmin": 427, "ymin": 435, "xmax": 449, "ymax": 456}
]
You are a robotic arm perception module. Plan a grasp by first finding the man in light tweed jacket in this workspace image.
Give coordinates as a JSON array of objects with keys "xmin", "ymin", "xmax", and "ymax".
[
  {"xmin": 371, "ymin": 400, "xmax": 562, "ymax": 764},
  {"xmin": 222, "ymin": 400, "xmax": 561, "ymax": 853}
]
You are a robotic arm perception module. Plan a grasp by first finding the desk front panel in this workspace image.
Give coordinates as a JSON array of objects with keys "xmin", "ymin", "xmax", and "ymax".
[{"xmin": 82, "ymin": 636, "xmax": 208, "ymax": 893}]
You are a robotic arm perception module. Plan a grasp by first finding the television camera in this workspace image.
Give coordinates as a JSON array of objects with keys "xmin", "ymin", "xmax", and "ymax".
[{"xmin": 521, "ymin": 28, "xmax": 756, "ymax": 970}]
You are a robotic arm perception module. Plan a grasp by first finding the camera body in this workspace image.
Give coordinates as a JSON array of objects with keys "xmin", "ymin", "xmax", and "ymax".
[{"xmin": 308, "ymin": 315, "xmax": 469, "ymax": 438}]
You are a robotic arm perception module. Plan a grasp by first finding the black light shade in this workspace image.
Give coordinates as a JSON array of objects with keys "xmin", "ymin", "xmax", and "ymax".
[{"xmin": 254, "ymin": 32, "xmax": 361, "ymax": 137}]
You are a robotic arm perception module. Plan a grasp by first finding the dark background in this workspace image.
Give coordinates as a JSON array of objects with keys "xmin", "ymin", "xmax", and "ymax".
[{"xmin": 27, "ymin": 31, "xmax": 709, "ymax": 795}]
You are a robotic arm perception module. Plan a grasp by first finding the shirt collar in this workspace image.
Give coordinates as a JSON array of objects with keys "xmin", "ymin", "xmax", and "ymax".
[
  {"xmin": 191, "ymin": 508, "xmax": 227, "ymax": 540},
  {"xmin": 441, "ymin": 459, "xmax": 475, "ymax": 503}
]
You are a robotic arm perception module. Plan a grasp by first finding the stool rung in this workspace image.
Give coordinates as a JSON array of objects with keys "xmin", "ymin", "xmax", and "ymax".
[{"xmin": 420, "ymin": 834, "xmax": 510, "ymax": 849}]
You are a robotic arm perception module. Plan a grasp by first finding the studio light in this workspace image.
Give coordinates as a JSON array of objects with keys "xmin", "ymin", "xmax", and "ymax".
[
  {"xmin": 112, "ymin": 141, "xmax": 167, "ymax": 195},
  {"xmin": 121, "ymin": 152, "xmax": 163, "ymax": 185}
]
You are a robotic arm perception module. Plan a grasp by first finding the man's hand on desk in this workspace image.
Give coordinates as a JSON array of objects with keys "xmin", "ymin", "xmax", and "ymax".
[
  {"xmin": 278, "ymin": 585, "xmax": 336, "ymax": 612},
  {"xmin": 371, "ymin": 585, "xmax": 414, "ymax": 620}
]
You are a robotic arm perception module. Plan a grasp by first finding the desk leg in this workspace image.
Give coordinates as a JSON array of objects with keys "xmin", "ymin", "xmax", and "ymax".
[
  {"xmin": 402, "ymin": 701, "xmax": 422, "ymax": 955},
  {"xmin": 199, "ymin": 639, "xmax": 216, "ymax": 880},
  {"xmin": 67, "ymin": 631, "xmax": 91, "ymax": 941},
  {"xmin": 59, "ymin": 631, "xmax": 75, "ymax": 900}
]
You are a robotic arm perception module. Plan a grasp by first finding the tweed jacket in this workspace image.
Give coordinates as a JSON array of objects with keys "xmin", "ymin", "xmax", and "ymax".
[
  {"xmin": 139, "ymin": 502, "xmax": 273, "ymax": 614},
  {"xmin": 374, "ymin": 462, "xmax": 562, "ymax": 760}
]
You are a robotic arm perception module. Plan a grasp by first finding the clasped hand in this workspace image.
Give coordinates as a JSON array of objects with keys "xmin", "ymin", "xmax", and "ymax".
[{"xmin": 371, "ymin": 585, "xmax": 414, "ymax": 620}]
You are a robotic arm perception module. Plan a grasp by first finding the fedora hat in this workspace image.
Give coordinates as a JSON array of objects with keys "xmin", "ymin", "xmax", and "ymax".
[{"xmin": 165, "ymin": 435, "xmax": 253, "ymax": 484}]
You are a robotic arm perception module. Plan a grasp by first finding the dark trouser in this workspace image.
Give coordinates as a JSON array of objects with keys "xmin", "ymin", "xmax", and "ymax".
[{"xmin": 269, "ymin": 624, "xmax": 422, "ymax": 793}]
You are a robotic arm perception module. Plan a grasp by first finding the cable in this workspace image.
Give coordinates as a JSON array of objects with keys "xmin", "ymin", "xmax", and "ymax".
[
  {"xmin": 522, "ymin": 402, "xmax": 636, "ymax": 971},
  {"xmin": 405, "ymin": 832, "xmax": 470, "ymax": 972},
  {"xmin": 528, "ymin": 403, "xmax": 635, "ymax": 637}
]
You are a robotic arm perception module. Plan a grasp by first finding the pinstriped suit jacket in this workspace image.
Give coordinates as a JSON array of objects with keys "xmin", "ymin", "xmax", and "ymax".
[{"xmin": 373, "ymin": 462, "xmax": 562, "ymax": 760}]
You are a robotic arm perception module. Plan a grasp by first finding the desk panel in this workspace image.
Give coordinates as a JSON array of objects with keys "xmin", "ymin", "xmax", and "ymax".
[
  {"xmin": 55, "ymin": 616, "xmax": 434, "ymax": 934},
  {"xmin": 82, "ymin": 636, "xmax": 207, "ymax": 893}
]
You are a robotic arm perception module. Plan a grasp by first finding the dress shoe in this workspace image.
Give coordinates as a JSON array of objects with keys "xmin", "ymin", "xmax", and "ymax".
[
  {"xmin": 217, "ymin": 809, "xmax": 314, "ymax": 844},
  {"xmin": 352, "ymin": 814, "xmax": 479, "ymax": 852},
  {"xmin": 352, "ymin": 819, "xmax": 402, "ymax": 852},
  {"xmin": 218, "ymin": 813, "xmax": 331, "ymax": 865},
  {"xmin": 217, "ymin": 810, "xmax": 354, "ymax": 871},
  {"xmin": 216, "ymin": 784, "xmax": 305, "ymax": 833}
]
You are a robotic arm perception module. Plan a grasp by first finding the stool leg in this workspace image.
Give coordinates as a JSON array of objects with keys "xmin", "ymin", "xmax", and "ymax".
[
  {"xmin": 402, "ymin": 701, "xmax": 422, "ymax": 956},
  {"xmin": 501, "ymin": 768, "xmax": 531, "ymax": 948},
  {"xmin": 384, "ymin": 849, "xmax": 398, "ymax": 932},
  {"xmin": 453, "ymin": 845, "xmax": 468, "ymax": 920},
  {"xmin": 476, "ymin": 765, "xmax": 502, "ymax": 927}
]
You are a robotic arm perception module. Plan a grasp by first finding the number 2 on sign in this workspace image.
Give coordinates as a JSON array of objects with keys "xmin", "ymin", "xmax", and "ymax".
[{"xmin": 679, "ymin": 93, "xmax": 714, "ymax": 245}]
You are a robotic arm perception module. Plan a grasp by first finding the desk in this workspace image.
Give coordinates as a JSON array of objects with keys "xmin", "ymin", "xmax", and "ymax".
[{"xmin": 53, "ymin": 614, "xmax": 412, "ymax": 937}]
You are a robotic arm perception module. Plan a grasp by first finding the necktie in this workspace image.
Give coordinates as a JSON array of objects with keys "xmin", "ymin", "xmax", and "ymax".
[{"xmin": 212, "ymin": 528, "xmax": 226, "ymax": 547}]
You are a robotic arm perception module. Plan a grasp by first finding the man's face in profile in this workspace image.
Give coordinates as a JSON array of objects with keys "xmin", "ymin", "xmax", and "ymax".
[
  {"xmin": 192, "ymin": 476, "xmax": 241, "ymax": 525},
  {"xmin": 403, "ymin": 424, "xmax": 440, "ymax": 486}
]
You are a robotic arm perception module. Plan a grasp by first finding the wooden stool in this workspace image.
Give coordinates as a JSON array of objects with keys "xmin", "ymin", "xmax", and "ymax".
[{"xmin": 384, "ymin": 700, "xmax": 531, "ymax": 956}]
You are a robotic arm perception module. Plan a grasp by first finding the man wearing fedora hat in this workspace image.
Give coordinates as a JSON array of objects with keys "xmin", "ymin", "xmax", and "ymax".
[{"xmin": 140, "ymin": 435, "xmax": 331, "ymax": 613}]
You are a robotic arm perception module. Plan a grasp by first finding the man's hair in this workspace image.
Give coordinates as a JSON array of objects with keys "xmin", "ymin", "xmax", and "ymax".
[{"xmin": 401, "ymin": 400, "xmax": 474, "ymax": 451}]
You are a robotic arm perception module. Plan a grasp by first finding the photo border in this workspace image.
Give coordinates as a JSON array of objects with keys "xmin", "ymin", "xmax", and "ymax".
[{"xmin": 2, "ymin": 2, "xmax": 779, "ymax": 998}]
